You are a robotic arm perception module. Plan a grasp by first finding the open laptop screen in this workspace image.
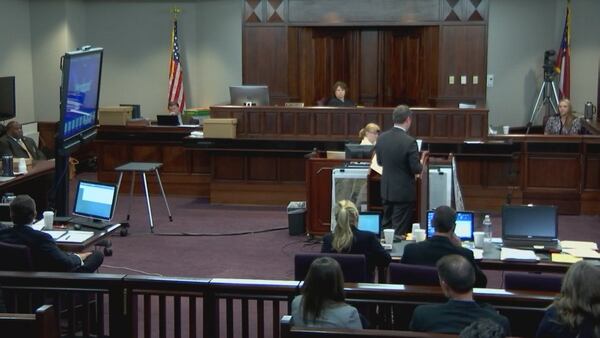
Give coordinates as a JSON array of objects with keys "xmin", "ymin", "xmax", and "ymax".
[
  {"xmin": 426, "ymin": 210, "xmax": 474, "ymax": 241},
  {"xmin": 357, "ymin": 212, "xmax": 381, "ymax": 237},
  {"xmin": 502, "ymin": 205, "xmax": 558, "ymax": 240},
  {"xmin": 73, "ymin": 180, "xmax": 118, "ymax": 221}
]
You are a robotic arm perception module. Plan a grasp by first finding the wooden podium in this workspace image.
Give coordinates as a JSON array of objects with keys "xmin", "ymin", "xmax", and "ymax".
[{"xmin": 305, "ymin": 152, "xmax": 429, "ymax": 236}]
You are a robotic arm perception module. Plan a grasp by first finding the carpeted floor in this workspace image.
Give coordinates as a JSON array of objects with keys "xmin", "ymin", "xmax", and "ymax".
[{"xmin": 77, "ymin": 174, "xmax": 600, "ymax": 288}]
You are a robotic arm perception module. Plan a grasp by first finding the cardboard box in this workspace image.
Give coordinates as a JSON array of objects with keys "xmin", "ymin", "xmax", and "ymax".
[
  {"xmin": 203, "ymin": 118, "xmax": 237, "ymax": 138},
  {"xmin": 98, "ymin": 107, "xmax": 132, "ymax": 126}
]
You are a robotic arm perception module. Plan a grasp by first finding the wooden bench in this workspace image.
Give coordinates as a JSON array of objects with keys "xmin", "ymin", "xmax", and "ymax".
[{"xmin": 0, "ymin": 304, "xmax": 58, "ymax": 338}]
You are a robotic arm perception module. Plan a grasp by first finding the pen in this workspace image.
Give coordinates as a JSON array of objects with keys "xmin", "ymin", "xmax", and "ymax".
[{"xmin": 64, "ymin": 235, "xmax": 70, "ymax": 240}]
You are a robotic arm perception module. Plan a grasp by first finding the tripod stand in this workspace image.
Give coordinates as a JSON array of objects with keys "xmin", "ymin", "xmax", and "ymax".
[{"xmin": 526, "ymin": 78, "xmax": 560, "ymax": 134}]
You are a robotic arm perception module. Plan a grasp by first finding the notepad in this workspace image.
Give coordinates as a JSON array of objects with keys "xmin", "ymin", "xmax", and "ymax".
[
  {"xmin": 43, "ymin": 230, "xmax": 67, "ymax": 240},
  {"xmin": 551, "ymin": 253, "xmax": 582, "ymax": 264},
  {"xmin": 560, "ymin": 240, "xmax": 598, "ymax": 250},
  {"xmin": 562, "ymin": 248, "xmax": 600, "ymax": 259},
  {"xmin": 56, "ymin": 231, "xmax": 94, "ymax": 243},
  {"xmin": 500, "ymin": 247, "xmax": 539, "ymax": 261}
]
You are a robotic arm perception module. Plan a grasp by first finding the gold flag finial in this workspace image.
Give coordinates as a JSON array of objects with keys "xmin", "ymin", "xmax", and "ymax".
[{"xmin": 171, "ymin": 7, "xmax": 181, "ymax": 20}]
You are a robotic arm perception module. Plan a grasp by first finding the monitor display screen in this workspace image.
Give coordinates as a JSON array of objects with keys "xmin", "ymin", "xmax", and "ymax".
[
  {"xmin": 229, "ymin": 85, "xmax": 270, "ymax": 106},
  {"xmin": 357, "ymin": 212, "xmax": 381, "ymax": 236},
  {"xmin": 426, "ymin": 210, "xmax": 474, "ymax": 240},
  {"xmin": 60, "ymin": 48, "xmax": 103, "ymax": 141},
  {"xmin": 0, "ymin": 76, "xmax": 16, "ymax": 121},
  {"xmin": 73, "ymin": 180, "xmax": 117, "ymax": 221},
  {"xmin": 345, "ymin": 143, "xmax": 374, "ymax": 160},
  {"xmin": 502, "ymin": 205, "xmax": 558, "ymax": 239}
]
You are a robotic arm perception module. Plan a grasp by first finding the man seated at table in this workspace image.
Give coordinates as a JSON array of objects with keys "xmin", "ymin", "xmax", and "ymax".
[
  {"xmin": 0, "ymin": 121, "xmax": 46, "ymax": 160},
  {"xmin": 409, "ymin": 255, "xmax": 510, "ymax": 334},
  {"xmin": 401, "ymin": 205, "xmax": 487, "ymax": 287},
  {"xmin": 0, "ymin": 195, "xmax": 103, "ymax": 272}
]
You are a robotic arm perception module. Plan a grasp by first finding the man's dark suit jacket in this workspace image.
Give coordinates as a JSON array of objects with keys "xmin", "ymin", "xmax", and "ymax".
[
  {"xmin": 0, "ymin": 226, "xmax": 81, "ymax": 272},
  {"xmin": 401, "ymin": 236, "xmax": 487, "ymax": 287},
  {"xmin": 410, "ymin": 299, "xmax": 511, "ymax": 334},
  {"xmin": 322, "ymin": 228, "xmax": 391, "ymax": 281},
  {"xmin": 0, "ymin": 135, "xmax": 46, "ymax": 160},
  {"xmin": 375, "ymin": 127, "xmax": 422, "ymax": 202}
]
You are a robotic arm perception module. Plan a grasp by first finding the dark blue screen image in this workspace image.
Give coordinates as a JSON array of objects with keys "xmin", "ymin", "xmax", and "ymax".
[
  {"xmin": 73, "ymin": 181, "xmax": 116, "ymax": 220},
  {"xmin": 63, "ymin": 51, "xmax": 101, "ymax": 140}
]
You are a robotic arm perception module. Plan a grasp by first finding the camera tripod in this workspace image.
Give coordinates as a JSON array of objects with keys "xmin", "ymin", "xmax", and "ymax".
[{"xmin": 526, "ymin": 78, "xmax": 560, "ymax": 134}]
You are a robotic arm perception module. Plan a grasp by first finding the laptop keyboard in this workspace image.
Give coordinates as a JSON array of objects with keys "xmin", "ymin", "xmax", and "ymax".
[{"xmin": 503, "ymin": 239, "xmax": 560, "ymax": 250}]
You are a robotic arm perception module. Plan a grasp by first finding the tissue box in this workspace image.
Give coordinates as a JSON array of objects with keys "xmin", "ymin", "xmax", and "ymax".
[{"xmin": 203, "ymin": 118, "xmax": 237, "ymax": 138}]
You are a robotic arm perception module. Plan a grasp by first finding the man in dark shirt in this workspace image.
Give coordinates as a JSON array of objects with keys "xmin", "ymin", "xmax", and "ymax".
[
  {"xmin": 401, "ymin": 205, "xmax": 487, "ymax": 287},
  {"xmin": 409, "ymin": 255, "xmax": 510, "ymax": 334},
  {"xmin": 0, "ymin": 195, "xmax": 103, "ymax": 272}
]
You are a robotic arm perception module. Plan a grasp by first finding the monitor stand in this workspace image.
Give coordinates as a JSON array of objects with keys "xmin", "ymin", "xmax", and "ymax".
[{"xmin": 69, "ymin": 216, "xmax": 112, "ymax": 230}]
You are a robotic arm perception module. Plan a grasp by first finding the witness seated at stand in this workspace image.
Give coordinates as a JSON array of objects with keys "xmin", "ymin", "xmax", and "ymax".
[
  {"xmin": 0, "ymin": 195, "xmax": 103, "ymax": 272},
  {"xmin": 401, "ymin": 205, "xmax": 487, "ymax": 287},
  {"xmin": 359, "ymin": 123, "xmax": 380, "ymax": 145},
  {"xmin": 0, "ymin": 121, "xmax": 46, "ymax": 160},
  {"xmin": 536, "ymin": 261, "xmax": 600, "ymax": 338},
  {"xmin": 322, "ymin": 200, "xmax": 391, "ymax": 282},
  {"xmin": 544, "ymin": 98, "xmax": 584, "ymax": 135},
  {"xmin": 410, "ymin": 255, "xmax": 510, "ymax": 334},
  {"xmin": 460, "ymin": 318, "xmax": 507, "ymax": 338},
  {"xmin": 327, "ymin": 81, "xmax": 356, "ymax": 107},
  {"xmin": 291, "ymin": 257, "xmax": 362, "ymax": 329}
]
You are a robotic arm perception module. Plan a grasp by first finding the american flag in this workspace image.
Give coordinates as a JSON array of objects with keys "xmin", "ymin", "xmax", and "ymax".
[
  {"xmin": 555, "ymin": 0, "xmax": 570, "ymax": 99},
  {"xmin": 168, "ymin": 19, "xmax": 186, "ymax": 112}
]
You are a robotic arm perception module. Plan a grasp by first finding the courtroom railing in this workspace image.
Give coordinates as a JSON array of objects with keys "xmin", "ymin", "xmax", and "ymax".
[{"xmin": 0, "ymin": 272, "xmax": 555, "ymax": 338}]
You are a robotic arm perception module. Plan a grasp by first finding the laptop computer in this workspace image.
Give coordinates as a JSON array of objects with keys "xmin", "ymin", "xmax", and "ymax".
[
  {"xmin": 426, "ymin": 210, "xmax": 474, "ymax": 241},
  {"xmin": 156, "ymin": 115, "xmax": 180, "ymax": 126},
  {"xmin": 502, "ymin": 205, "xmax": 560, "ymax": 249},
  {"xmin": 357, "ymin": 212, "xmax": 381, "ymax": 238}
]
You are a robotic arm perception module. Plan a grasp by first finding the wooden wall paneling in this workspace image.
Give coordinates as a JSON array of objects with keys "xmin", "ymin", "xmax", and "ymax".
[
  {"xmin": 160, "ymin": 146, "xmax": 189, "ymax": 173},
  {"xmin": 37, "ymin": 122, "xmax": 57, "ymax": 154},
  {"xmin": 242, "ymin": 26, "xmax": 289, "ymax": 103},
  {"xmin": 422, "ymin": 26, "xmax": 440, "ymax": 106},
  {"xmin": 456, "ymin": 158, "xmax": 483, "ymax": 186},
  {"xmin": 190, "ymin": 150, "xmax": 211, "ymax": 174},
  {"xmin": 382, "ymin": 28, "xmax": 423, "ymax": 107},
  {"xmin": 584, "ymin": 157, "xmax": 600, "ymax": 190},
  {"xmin": 465, "ymin": 0, "xmax": 489, "ymax": 22},
  {"xmin": 232, "ymin": 111, "xmax": 246, "ymax": 136},
  {"xmin": 247, "ymin": 156, "xmax": 278, "ymax": 181},
  {"xmin": 131, "ymin": 145, "xmax": 162, "ymax": 163},
  {"xmin": 296, "ymin": 110, "xmax": 313, "ymax": 136},
  {"xmin": 465, "ymin": 25, "xmax": 487, "ymax": 101},
  {"xmin": 212, "ymin": 156, "xmax": 246, "ymax": 180},
  {"xmin": 347, "ymin": 112, "xmax": 365, "ymax": 141},
  {"xmin": 287, "ymin": 27, "xmax": 301, "ymax": 102},
  {"xmin": 311, "ymin": 29, "xmax": 354, "ymax": 105},
  {"xmin": 314, "ymin": 111, "xmax": 330, "ymax": 136},
  {"xmin": 280, "ymin": 111, "xmax": 295, "ymax": 135},
  {"xmin": 484, "ymin": 157, "xmax": 521, "ymax": 187},
  {"xmin": 248, "ymin": 110, "xmax": 262, "ymax": 135},
  {"xmin": 441, "ymin": 0, "xmax": 465, "ymax": 22},
  {"xmin": 468, "ymin": 113, "xmax": 486, "ymax": 138},
  {"xmin": 526, "ymin": 156, "xmax": 580, "ymax": 190},
  {"xmin": 330, "ymin": 112, "xmax": 347, "ymax": 136},
  {"xmin": 97, "ymin": 143, "xmax": 129, "ymax": 171},
  {"xmin": 298, "ymin": 28, "xmax": 316, "ymax": 105},
  {"xmin": 244, "ymin": 0, "xmax": 264, "ymax": 23},
  {"xmin": 359, "ymin": 30, "xmax": 380, "ymax": 106},
  {"xmin": 287, "ymin": 0, "xmax": 440, "ymax": 24},
  {"xmin": 451, "ymin": 114, "xmax": 467, "ymax": 138},
  {"xmin": 438, "ymin": 25, "xmax": 466, "ymax": 100},
  {"xmin": 264, "ymin": 111, "xmax": 278, "ymax": 135},
  {"xmin": 414, "ymin": 113, "xmax": 431, "ymax": 138},
  {"xmin": 432, "ymin": 113, "xmax": 449, "ymax": 137},
  {"xmin": 279, "ymin": 157, "xmax": 306, "ymax": 182}
]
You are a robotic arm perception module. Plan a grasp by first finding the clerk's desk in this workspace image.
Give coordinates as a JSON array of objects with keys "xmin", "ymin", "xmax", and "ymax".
[
  {"xmin": 390, "ymin": 240, "xmax": 600, "ymax": 274},
  {"xmin": 0, "ymin": 160, "xmax": 54, "ymax": 214}
]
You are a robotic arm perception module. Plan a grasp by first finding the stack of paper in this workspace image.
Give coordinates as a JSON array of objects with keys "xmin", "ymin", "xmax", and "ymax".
[
  {"xmin": 57, "ymin": 231, "xmax": 94, "ymax": 243},
  {"xmin": 43, "ymin": 230, "xmax": 67, "ymax": 240},
  {"xmin": 551, "ymin": 253, "xmax": 582, "ymax": 264},
  {"xmin": 560, "ymin": 240, "xmax": 600, "ymax": 259},
  {"xmin": 500, "ymin": 247, "xmax": 539, "ymax": 261}
]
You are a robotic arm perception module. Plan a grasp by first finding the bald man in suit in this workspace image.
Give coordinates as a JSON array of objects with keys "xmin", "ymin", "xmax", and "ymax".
[{"xmin": 0, "ymin": 121, "xmax": 46, "ymax": 160}]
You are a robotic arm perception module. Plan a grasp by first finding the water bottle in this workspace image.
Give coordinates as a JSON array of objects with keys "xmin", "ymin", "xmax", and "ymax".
[
  {"xmin": 18, "ymin": 158, "xmax": 27, "ymax": 174},
  {"xmin": 482, "ymin": 214, "xmax": 492, "ymax": 252}
]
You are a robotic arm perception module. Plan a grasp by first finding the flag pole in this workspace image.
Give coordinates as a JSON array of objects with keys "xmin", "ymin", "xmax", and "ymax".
[{"xmin": 171, "ymin": 7, "xmax": 181, "ymax": 21}]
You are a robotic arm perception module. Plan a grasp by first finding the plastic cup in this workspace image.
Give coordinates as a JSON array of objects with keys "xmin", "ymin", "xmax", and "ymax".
[
  {"xmin": 503, "ymin": 126, "xmax": 510, "ymax": 134},
  {"xmin": 473, "ymin": 231, "xmax": 485, "ymax": 248},
  {"xmin": 414, "ymin": 229, "xmax": 426, "ymax": 242},
  {"xmin": 43, "ymin": 211, "xmax": 54, "ymax": 230},
  {"xmin": 416, "ymin": 139, "xmax": 422, "ymax": 152},
  {"xmin": 412, "ymin": 223, "xmax": 420, "ymax": 233},
  {"xmin": 383, "ymin": 229, "xmax": 395, "ymax": 245}
]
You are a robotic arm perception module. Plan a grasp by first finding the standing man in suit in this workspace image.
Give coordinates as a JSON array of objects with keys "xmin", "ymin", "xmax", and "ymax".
[
  {"xmin": 409, "ymin": 254, "xmax": 509, "ymax": 334},
  {"xmin": 0, "ymin": 121, "xmax": 46, "ymax": 160},
  {"xmin": 401, "ymin": 205, "xmax": 487, "ymax": 287},
  {"xmin": 0, "ymin": 195, "xmax": 103, "ymax": 272},
  {"xmin": 375, "ymin": 105, "xmax": 423, "ymax": 237}
]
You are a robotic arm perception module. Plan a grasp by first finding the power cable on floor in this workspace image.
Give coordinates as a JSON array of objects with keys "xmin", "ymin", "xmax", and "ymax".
[
  {"xmin": 151, "ymin": 226, "xmax": 287, "ymax": 237},
  {"xmin": 102, "ymin": 264, "xmax": 163, "ymax": 276}
]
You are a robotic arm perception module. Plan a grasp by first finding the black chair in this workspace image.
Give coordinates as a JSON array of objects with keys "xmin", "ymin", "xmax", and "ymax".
[
  {"xmin": 0, "ymin": 304, "xmax": 59, "ymax": 338},
  {"xmin": 388, "ymin": 263, "xmax": 439, "ymax": 286},
  {"xmin": 294, "ymin": 253, "xmax": 368, "ymax": 283},
  {"xmin": 0, "ymin": 242, "xmax": 33, "ymax": 271},
  {"xmin": 504, "ymin": 272, "xmax": 562, "ymax": 292}
]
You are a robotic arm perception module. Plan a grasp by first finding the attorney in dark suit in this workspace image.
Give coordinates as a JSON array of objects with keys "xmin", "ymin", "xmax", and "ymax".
[
  {"xmin": 375, "ymin": 105, "xmax": 423, "ymax": 237},
  {"xmin": 322, "ymin": 200, "xmax": 391, "ymax": 282},
  {"xmin": 409, "ymin": 255, "xmax": 510, "ymax": 334},
  {"xmin": 0, "ymin": 195, "xmax": 103, "ymax": 272},
  {"xmin": 401, "ymin": 205, "xmax": 487, "ymax": 287},
  {"xmin": 0, "ymin": 121, "xmax": 46, "ymax": 160}
]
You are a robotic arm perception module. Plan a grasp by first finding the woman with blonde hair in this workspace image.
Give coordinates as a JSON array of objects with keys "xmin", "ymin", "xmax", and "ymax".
[
  {"xmin": 544, "ymin": 98, "xmax": 584, "ymax": 135},
  {"xmin": 536, "ymin": 260, "xmax": 600, "ymax": 337},
  {"xmin": 359, "ymin": 123, "xmax": 380, "ymax": 145},
  {"xmin": 321, "ymin": 200, "xmax": 391, "ymax": 282},
  {"xmin": 291, "ymin": 257, "xmax": 362, "ymax": 328}
]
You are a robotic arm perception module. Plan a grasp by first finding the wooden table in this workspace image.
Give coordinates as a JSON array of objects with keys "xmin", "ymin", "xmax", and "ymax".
[
  {"xmin": 0, "ymin": 160, "xmax": 54, "ymax": 214},
  {"xmin": 54, "ymin": 223, "xmax": 120, "ymax": 253}
]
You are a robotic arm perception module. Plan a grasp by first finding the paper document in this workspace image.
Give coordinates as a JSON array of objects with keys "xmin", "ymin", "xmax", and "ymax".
[
  {"xmin": 500, "ymin": 247, "xmax": 539, "ymax": 261},
  {"xmin": 551, "ymin": 253, "xmax": 582, "ymax": 264},
  {"xmin": 56, "ymin": 231, "xmax": 94, "ymax": 243},
  {"xmin": 560, "ymin": 240, "xmax": 598, "ymax": 250},
  {"xmin": 43, "ymin": 230, "xmax": 67, "ymax": 240},
  {"xmin": 370, "ymin": 154, "xmax": 382, "ymax": 175},
  {"xmin": 469, "ymin": 248, "xmax": 483, "ymax": 260},
  {"xmin": 32, "ymin": 219, "xmax": 45, "ymax": 231},
  {"xmin": 562, "ymin": 248, "xmax": 600, "ymax": 259}
]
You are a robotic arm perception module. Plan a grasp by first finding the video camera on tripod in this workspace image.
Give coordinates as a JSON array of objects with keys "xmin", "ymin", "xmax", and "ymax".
[
  {"xmin": 526, "ymin": 50, "xmax": 560, "ymax": 134},
  {"xmin": 543, "ymin": 50, "xmax": 557, "ymax": 80}
]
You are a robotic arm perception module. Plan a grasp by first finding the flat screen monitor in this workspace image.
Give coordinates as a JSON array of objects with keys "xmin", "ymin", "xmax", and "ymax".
[
  {"xmin": 502, "ymin": 205, "xmax": 558, "ymax": 240},
  {"xmin": 73, "ymin": 180, "xmax": 118, "ymax": 221},
  {"xmin": 357, "ymin": 212, "xmax": 381, "ymax": 237},
  {"xmin": 0, "ymin": 76, "xmax": 16, "ymax": 121},
  {"xmin": 229, "ymin": 85, "xmax": 270, "ymax": 106},
  {"xmin": 345, "ymin": 143, "xmax": 374, "ymax": 160},
  {"xmin": 426, "ymin": 210, "xmax": 474, "ymax": 241},
  {"xmin": 59, "ymin": 48, "xmax": 103, "ymax": 143},
  {"xmin": 120, "ymin": 104, "xmax": 141, "ymax": 119}
]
